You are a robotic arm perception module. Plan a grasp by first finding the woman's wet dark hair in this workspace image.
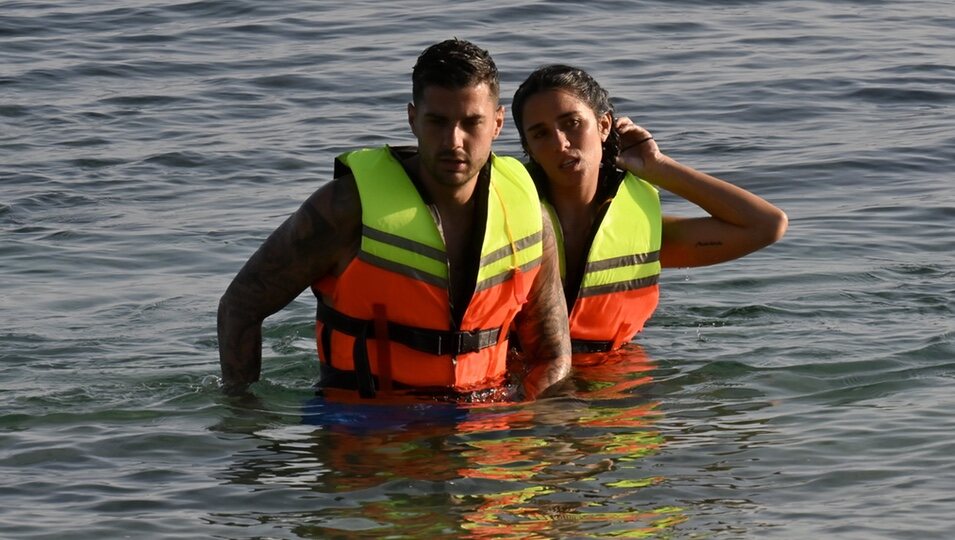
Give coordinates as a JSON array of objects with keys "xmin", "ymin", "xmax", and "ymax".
[{"xmin": 512, "ymin": 65, "xmax": 621, "ymax": 177}]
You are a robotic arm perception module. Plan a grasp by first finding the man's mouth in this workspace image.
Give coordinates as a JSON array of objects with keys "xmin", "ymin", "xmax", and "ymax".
[{"xmin": 439, "ymin": 153, "xmax": 469, "ymax": 168}]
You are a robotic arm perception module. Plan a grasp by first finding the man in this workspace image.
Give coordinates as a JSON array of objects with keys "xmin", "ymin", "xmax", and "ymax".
[{"xmin": 217, "ymin": 39, "xmax": 571, "ymax": 401}]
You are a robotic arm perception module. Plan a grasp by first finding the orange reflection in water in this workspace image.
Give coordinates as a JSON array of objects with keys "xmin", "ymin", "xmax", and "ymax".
[
  {"xmin": 451, "ymin": 344, "xmax": 687, "ymax": 538},
  {"xmin": 222, "ymin": 344, "xmax": 686, "ymax": 537}
]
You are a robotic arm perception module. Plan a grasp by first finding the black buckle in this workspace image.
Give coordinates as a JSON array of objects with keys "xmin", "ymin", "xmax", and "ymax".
[
  {"xmin": 454, "ymin": 329, "xmax": 483, "ymax": 355},
  {"xmin": 318, "ymin": 297, "xmax": 502, "ymax": 356},
  {"xmin": 393, "ymin": 326, "xmax": 500, "ymax": 356},
  {"xmin": 433, "ymin": 331, "xmax": 472, "ymax": 356},
  {"xmin": 571, "ymin": 339, "xmax": 614, "ymax": 353}
]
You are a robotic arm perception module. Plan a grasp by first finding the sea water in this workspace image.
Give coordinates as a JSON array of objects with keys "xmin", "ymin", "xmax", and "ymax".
[{"xmin": 3, "ymin": 1, "xmax": 954, "ymax": 538}]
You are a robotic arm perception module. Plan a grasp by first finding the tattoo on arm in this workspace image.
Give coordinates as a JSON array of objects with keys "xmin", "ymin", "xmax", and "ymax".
[
  {"xmin": 217, "ymin": 176, "xmax": 361, "ymax": 393},
  {"xmin": 513, "ymin": 208, "xmax": 572, "ymax": 394}
]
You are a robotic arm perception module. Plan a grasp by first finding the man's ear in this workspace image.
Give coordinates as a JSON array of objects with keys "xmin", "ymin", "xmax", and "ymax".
[
  {"xmin": 407, "ymin": 102, "xmax": 417, "ymax": 135},
  {"xmin": 493, "ymin": 105, "xmax": 505, "ymax": 138}
]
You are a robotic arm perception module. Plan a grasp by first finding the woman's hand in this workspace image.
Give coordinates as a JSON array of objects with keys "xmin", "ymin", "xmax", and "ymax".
[
  {"xmin": 614, "ymin": 117, "xmax": 663, "ymax": 175},
  {"xmin": 610, "ymin": 117, "xmax": 788, "ymax": 268}
]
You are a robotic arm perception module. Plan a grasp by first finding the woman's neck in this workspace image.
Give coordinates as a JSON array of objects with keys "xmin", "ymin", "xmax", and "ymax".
[{"xmin": 549, "ymin": 175, "xmax": 601, "ymax": 226}]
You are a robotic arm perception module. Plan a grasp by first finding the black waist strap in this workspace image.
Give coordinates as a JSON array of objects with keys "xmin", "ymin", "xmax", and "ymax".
[
  {"xmin": 571, "ymin": 339, "xmax": 615, "ymax": 354},
  {"xmin": 316, "ymin": 298, "xmax": 502, "ymax": 356}
]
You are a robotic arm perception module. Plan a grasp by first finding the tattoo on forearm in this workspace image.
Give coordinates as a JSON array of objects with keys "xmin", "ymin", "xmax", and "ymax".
[
  {"xmin": 519, "ymin": 284, "xmax": 570, "ymax": 359},
  {"xmin": 217, "ymin": 177, "xmax": 361, "ymax": 391},
  {"xmin": 696, "ymin": 240, "xmax": 723, "ymax": 247},
  {"xmin": 518, "ymin": 211, "xmax": 571, "ymax": 362}
]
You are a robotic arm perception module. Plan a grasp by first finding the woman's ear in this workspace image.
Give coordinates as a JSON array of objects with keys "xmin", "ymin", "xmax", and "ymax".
[{"xmin": 599, "ymin": 112, "xmax": 613, "ymax": 142}]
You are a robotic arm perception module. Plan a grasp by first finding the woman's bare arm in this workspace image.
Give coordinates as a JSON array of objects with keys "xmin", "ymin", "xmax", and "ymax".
[{"xmin": 615, "ymin": 117, "xmax": 788, "ymax": 268}]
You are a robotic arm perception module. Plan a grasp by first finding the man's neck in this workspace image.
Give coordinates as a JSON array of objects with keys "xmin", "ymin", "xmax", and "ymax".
[{"xmin": 405, "ymin": 153, "xmax": 489, "ymax": 325}]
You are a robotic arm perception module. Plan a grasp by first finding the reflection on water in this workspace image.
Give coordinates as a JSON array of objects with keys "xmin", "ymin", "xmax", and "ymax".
[{"xmin": 212, "ymin": 345, "xmax": 688, "ymax": 538}]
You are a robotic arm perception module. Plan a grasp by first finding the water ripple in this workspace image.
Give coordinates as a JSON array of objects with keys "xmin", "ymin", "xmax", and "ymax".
[{"xmin": 3, "ymin": 1, "xmax": 955, "ymax": 538}]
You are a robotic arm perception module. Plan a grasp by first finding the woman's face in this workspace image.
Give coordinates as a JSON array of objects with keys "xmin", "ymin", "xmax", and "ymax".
[{"xmin": 520, "ymin": 89, "xmax": 611, "ymax": 191}]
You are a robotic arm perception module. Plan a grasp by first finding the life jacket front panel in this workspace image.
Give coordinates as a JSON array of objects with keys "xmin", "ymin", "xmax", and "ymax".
[
  {"xmin": 564, "ymin": 172, "xmax": 662, "ymax": 350},
  {"xmin": 314, "ymin": 147, "xmax": 543, "ymax": 392}
]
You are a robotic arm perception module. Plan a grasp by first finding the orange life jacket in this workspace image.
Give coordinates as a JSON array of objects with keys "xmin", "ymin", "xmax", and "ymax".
[
  {"xmin": 313, "ymin": 147, "xmax": 543, "ymax": 397},
  {"xmin": 549, "ymin": 172, "xmax": 662, "ymax": 352}
]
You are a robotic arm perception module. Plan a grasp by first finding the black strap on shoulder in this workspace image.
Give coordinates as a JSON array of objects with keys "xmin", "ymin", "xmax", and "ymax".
[
  {"xmin": 316, "ymin": 297, "xmax": 502, "ymax": 357},
  {"xmin": 571, "ymin": 339, "xmax": 615, "ymax": 354}
]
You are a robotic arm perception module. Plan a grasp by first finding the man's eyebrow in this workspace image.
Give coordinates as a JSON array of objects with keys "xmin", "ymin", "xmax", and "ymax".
[{"xmin": 423, "ymin": 112, "xmax": 485, "ymax": 121}]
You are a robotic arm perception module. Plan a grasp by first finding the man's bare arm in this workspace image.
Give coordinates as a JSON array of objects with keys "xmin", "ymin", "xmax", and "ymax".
[
  {"xmin": 512, "ymin": 208, "xmax": 572, "ymax": 398},
  {"xmin": 217, "ymin": 176, "xmax": 361, "ymax": 394}
]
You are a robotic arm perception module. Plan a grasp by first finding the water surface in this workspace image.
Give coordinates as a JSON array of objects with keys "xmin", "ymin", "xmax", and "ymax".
[{"xmin": 3, "ymin": 1, "xmax": 954, "ymax": 538}]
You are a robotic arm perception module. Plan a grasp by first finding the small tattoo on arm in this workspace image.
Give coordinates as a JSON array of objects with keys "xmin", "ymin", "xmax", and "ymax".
[{"xmin": 696, "ymin": 241, "xmax": 723, "ymax": 247}]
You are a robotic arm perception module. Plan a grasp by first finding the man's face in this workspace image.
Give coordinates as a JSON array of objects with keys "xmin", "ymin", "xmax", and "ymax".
[{"xmin": 408, "ymin": 83, "xmax": 504, "ymax": 189}]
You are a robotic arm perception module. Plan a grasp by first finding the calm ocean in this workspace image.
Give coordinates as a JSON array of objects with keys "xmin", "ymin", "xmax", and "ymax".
[{"xmin": 3, "ymin": 1, "xmax": 954, "ymax": 538}]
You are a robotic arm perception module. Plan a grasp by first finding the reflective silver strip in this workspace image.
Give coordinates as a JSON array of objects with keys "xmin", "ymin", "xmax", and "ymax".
[
  {"xmin": 578, "ymin": 275, "xmax": 659, "ymax": 298},
  {"xmin": 584, "ymin": 250, "xmax": 660, "ymax": 273},
  {"xmin": 478, "ymin": 230, "xmax": 543, "ymax": 267},
  {"xmin": 357, "ymin": 251, "xmax": 448, "ymax": 289},
  {"xmin": 475, "ymin": 257, "xmax": 543, "ymax": 292},
  {"xmin": 362, "ymin": 225, "xmax": 446, "ymax": 263}
]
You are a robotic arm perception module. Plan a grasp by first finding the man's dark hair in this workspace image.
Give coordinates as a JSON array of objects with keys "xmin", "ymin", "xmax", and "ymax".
[{"xmin": 412, "ymin": 39, "xmax": 500, "ymax": 104}]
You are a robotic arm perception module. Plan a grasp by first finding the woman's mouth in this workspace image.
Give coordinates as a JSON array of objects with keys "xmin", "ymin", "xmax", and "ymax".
[{"xmin": 558, "ymin": 157, "xmax": 579, "ymax": 170}]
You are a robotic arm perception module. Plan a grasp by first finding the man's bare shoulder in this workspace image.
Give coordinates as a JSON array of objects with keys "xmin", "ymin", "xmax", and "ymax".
[
  {"xmin": 302, "ymin": 174, "xmax": 360, "ymax": 230},
  {"xmin": 287, "ymin": 174, "xmax": 361, "ymax": 270}
]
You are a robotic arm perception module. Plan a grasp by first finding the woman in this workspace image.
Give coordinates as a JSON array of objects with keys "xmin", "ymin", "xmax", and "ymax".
[{"xmin": 512, "ymin": 65, "xmax": 788, "ymax": 353}]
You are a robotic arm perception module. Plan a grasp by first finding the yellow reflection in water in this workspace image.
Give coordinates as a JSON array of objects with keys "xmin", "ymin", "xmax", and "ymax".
[{"xmin": 449, "ymin": 344, "xmax": 687, "ymax": 538}]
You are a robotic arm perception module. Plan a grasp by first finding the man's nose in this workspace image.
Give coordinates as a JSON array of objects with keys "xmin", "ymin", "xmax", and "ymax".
[{"xmin": 445, "ymin": 124, "xmax": 465, "ymax": 148}]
